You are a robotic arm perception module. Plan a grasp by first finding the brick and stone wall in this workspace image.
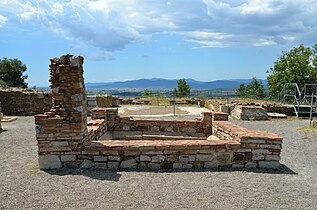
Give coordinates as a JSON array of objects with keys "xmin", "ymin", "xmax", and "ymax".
[
  {"xmin": 34, "ymin": 54, "xmax": 283, "ymax": 170},
  {"xmin": 231, "ymin": 106, "xmax": 268, "ymax": 120},
  {"xmin": 91, "ymin": 108, "xmax": 213, "ymax": 138},
  {"xmin": 87, "ymin": 95, "xmax": 119, "ymax": 115},
  {"xmin": 212, "ymin": 114, "xmax": 282, "ymax": 168},
  {"xmin": 0, "ymin": 88, "xmax": 51, "ymax": 116},
  {"xmin": 35, "ymin": 55, "xmax": 88, "ymax": 169}
]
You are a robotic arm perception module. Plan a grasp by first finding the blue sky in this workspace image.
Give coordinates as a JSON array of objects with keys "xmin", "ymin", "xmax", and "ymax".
[{"xmin": 1, "ymin": 0, "xmax": 317, "ymax": 87}]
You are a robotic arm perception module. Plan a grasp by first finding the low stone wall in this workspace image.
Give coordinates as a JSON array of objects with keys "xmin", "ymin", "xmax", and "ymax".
[
  {"xmin": 231, "ymin": 106, "xmax": 268, "ymax": 120},
  {"xmin": 91, "ymin": 108, "xmax": 213, "ymax": 137},
  {"xmin": 0, "ymin": 88, "xmax": 51, "ymax": 116},
  {"xmin": 87, "ymin": 95, "xmax": 119, "ymax": 115},
  {"xmin": 212, "ymin": 119, "xmax": 282, "ymax": 168}
]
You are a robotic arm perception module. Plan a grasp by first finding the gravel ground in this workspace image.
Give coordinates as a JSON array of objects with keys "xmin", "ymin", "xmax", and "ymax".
[{"xmin": 1, "ymin": 116, "xmax": 317, "ymax": 209}]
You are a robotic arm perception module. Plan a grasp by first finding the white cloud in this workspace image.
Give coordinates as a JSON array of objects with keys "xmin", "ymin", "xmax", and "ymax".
[
  {"xmin": 0, "ymin": 14, "xmax": 7, "ymax": 27},
  {"xmin": 1, "ymin": 0, "xmax": 317, "ymax": 59}
]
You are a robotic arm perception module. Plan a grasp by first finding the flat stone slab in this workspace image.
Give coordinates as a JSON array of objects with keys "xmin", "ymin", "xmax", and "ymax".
[
  {"xmin": 0, "ymin": 117, "xmax": 17, "ymax": 122},
  {"xmin": 267, "ymin": 112, "xmax": 287, "ymax": 119},
  {"xmin": 86, "ymin": 137, "xmax": 240, "ymax": 151}
]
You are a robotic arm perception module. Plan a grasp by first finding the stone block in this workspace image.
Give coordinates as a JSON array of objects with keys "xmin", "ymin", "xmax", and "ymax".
[
  {"xmin": 80, "ymin": 160, "xmax": 94, "ymax": 169},
  {"xmin": 152, "ymin": 155, "xmax": 165, "ymax": 163},
  {"xmin": 39, "ymin": 155, "xmax": 62, "ymax": 169},
  {"xmin": 120, "ymin": 159, "xmax": 137, "ymax": 169},
  {"xmin": 148, "ymin": 163, "xmax": 161, "ymax": 170},
  {"xmin": 166, "ymin": 155, "xmax": 178, "ymax": 162},
  {"xmin": 196, "ymin": 154, "xmax": 214, "ymax": 161},
  {"xmin": 61, "ymin": 155, "xmax": 77, "ymax": 162},
  {"xmin": 173, "ymin": 163, "xmax": 183, "ymax": 169},
  {"xmin": 93, "ymin": 156, "xmax": 108, "ymax": 162},
  {"xmin": 63, "ymin": 162, "xmax": 78, "ymax": 169},
  {"xmin": 108, "ymin": 162, "xmax": 119, "ymax": 169},
  {"xmin": 108, "ymin": 155, "xmax": 121, "ymax": 161},
  {"xmin": 265, "ymin": 155, "xmax": 281, "ymax": 161},
  {"xmin": 95, "ymin": 162, "xmax": 107, "ymax": 169},
  {"xmin": 179, "ymin": 155, "xmax": 195, "ymax": 163},
  {"xmin": 245, "ymin": 162, "xmax": 257, "ymax": 169},
  {"xmin": 258, "ymin": 161, "xmax": 280, "ymax": 169},
  {"xmin": 204, "ymin": 162, "xmax": 219, "ymax": 169},
  {"xmin": 252, "ymin": 154, "xmax": 265, "ymax": 161},
  {"xmin": 138, "ymin": 162, "xmax": 147, "ymax": 169},
  {"xmin": 140, "ymin": 155, "xmax": 151, "ymax": 162},
  {"xmin": 216, "ymin": 153, "xmax": 231, "ymax": 164},
  {"xmin": 182, "ymin": 164, "xmax": 193, "ymax": 169}
]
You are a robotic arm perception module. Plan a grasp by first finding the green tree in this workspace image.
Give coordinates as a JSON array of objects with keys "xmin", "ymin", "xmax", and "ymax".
[
  {"xmin": 0, "ymin": 58, "xmax": 28, "ymax": 88},
  {"xmin": 236, "ymin": 78, "xmax": 266, "ymax": 99},
  {"xmin": 236, "ymin": 84, "xmax": 247, "ymax": 97},
  {"xmin": 175, "ymin": 79, "xmax": 191, "ymax": 97},
  {"xmin": 246, "ymin": 77, "xmax": 266, "ymax": 99},
  {"xmin": 143, "ymin": 89, "xmax": 152, "ymax": 97},
  {"xmin": 267, "ymin": 43, "xmax": 317, "ymax": 98}
]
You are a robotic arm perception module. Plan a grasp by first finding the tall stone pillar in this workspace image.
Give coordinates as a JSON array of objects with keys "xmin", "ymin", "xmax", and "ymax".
[{"xmin": 35, "ymin": 55, "xmax": 88, "ymax": 169}]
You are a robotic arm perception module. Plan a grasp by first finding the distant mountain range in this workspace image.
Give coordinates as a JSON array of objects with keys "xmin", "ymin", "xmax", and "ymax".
[{"xmin": 85, "ymin": 78, "xmax": 267, "ymax": 90}]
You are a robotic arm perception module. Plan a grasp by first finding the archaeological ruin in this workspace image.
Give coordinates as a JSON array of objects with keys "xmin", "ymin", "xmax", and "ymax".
[
  {"xmin": 34, "ymin": 55, "xmax": 283, "ymax": 170},
  {"xmin": 0, "ymin": 87, "xmax": 52, "ymax": 116}
]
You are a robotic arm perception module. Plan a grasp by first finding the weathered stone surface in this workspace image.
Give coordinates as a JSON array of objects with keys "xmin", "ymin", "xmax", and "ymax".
[
  {"xmin": 245, "ymin": 162, "xmax": 257, "ymax": 169},
  {"xmin": 252, "ymin": 154, "xmax": 265, "ymax": 161},
  {"xmin": 166, "ymin": 155, "xmax": 178, "ymax": 162},
  {"xmin": 138, "ymin": 162, "xmax": 147, "ymax": 169},
  {"xmin": 152, "ymin": 155, "xmax": 165, "ymax": 163},
  {"xmin": 39, "ymin": 155, "xmax": 62, "ymax": 169},
  {"xmin": 265, "ymin": 155, "xmax": 281, "ymax": 161},
  {"xmin": 61, "ymin": 155, "xmax": 76, "ymax": 162},
  {"xmin": 63, "ymin": 162, "xmax": 78, "ymax": 169},
  {"xmin": 258, "ymin": 161, "xmax": 280, "ymax": 169},
  {"xmin": 173, "ymin": 163, "xmax": 183, "ymax": 169},
  {"xmin": 182, "ymin": 163, "xmax": 193, "ymax": 169},
  {"xmin": 148, "ymin": 163, "xmax": 160, "ymax": 170},
  {"xmin": 108, "ymin": 156, "xmax": 121, "ymax": 161},
  {"xmin": 108, "ymin": 162, "xmax": 119, "ymax": 169},
  {"xmin": 233, "ymin": 153, "xmax": 245, "ymax": 163},
  {"xmin": 140, "ymin": 155, "xmax": 151, "ymax": 162},
  {"xmin": 80, "ymin": 160, "xmax": 94, "ymax": 169},
  {"xmin": 196, "ymin": 154, "xmax": 213, "ymax": 161},
  {"xmin": 93, "ymin": 156, "xmax": 108, "ymax": 162},
  {"xmin": 204, "ymin": 162, "xmax": 219, "ymax": 169},
  {"xmin": 120, "ymin": 159, "xmax": 137, "ymax": 169},
  {"xmin": 179, "ymin": 155, "xmax": 195, "ymax": 163},
  {"xmin": 95, "ymin": 162, "xmax": 107, "ymax": 169},
  {"xmin": 216, "ymin": 153, "xmax": 231, "ymax": 164}
]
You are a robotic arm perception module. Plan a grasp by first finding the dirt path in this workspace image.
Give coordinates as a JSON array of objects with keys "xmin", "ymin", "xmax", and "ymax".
[{"xmin": 0, "ymin": 116, "xmax": 317, "ymax": 209}]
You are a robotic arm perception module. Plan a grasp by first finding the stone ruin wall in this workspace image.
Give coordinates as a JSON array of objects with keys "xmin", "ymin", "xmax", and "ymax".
[
  {"xmin": 87, "ymin": 95, "xmax": 119, "ymax": 115},
  {"xmin": 0, "ymin": 88, "xmax": 52, "ymax": 116},
  {"xmin": 231, "ymin": 106, "xmax": 268, "ymax": 120},
  {"xmin": 34, "ymin": 54, "xmax": 283, "ymax": 170},
  {"xmin": 91, "ymin": 108, "xmax": 213, "ymax": 139}
]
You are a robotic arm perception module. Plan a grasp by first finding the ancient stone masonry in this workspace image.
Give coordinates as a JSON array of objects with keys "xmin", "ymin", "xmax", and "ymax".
[
  {"xmin": 231, "ymin": 106, "xmax": 268, "ymax": 120},
  {"xmin": 0, "ymin": 88, "xmax": 51, "ymax": 116},
  {"xmin": 35, "ymin": 55, "xmax": 88, "ymax": 169},
  {"xmin": 35, "ymin": 54, "xmax": 283, "ymax": 170},
  {"xmin": 212, "ymin": 113, "xmax": 282, "ymax": 169},
  {"xmin": 87, "ymin": 95, "xmax": 119, "ymax": 115}
]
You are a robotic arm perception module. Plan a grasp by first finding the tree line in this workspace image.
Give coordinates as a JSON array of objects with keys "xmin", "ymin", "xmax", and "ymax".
[{"xmin": 1, "ymin": 42, "xmax": 317, "ymax": 98}]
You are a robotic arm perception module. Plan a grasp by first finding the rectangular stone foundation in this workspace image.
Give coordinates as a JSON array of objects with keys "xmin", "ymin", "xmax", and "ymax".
[{"xmin": 35, "ymin": 55, "xmax": 283, "ymax": 170}]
